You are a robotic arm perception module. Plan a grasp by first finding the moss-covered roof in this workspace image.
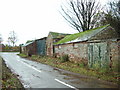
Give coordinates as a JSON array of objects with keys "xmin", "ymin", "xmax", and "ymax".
[
  {"xmin": 49, "ymin": 32, "xmax": 70, "ymax": 39},
  {"xmin": 54, "ymin": 24, "xmax": 110, "ymax": 45}
]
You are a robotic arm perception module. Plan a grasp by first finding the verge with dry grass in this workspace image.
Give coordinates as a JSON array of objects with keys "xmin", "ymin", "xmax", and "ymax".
[{"xmin": 0, "ymin": 57, "xmax": 24, "ymax": 89}]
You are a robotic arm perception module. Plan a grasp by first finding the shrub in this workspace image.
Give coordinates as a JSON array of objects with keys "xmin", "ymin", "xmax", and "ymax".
[
  {"xmin": 78, "ymin": 63, "xmax": 84, "ymax": 68},
  {"xmin": 61, "ymin": 54, "xmax": 69, "ymax": 63}
]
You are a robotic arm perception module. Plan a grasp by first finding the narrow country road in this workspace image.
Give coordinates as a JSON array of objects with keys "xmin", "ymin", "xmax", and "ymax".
[{"xmin": 0, "ymin": 52, "xmax": 118, "ymax": 89}]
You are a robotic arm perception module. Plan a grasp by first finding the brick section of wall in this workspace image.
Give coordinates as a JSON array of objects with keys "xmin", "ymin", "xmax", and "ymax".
[
  {"xmin": 46, "ymin": 34, "xmax": 53, "ymax": 56},
  {"xmin": 54, "ymin": 42, "xmax": 88, "ymax": 63},
  {"xmin": 21, "ymin": 46, "xmax": 25, "ymax": 54},
  {"xmin": 46, "ymin": 32, "xmax": 69, "ymax": 56},
  {"xmin": 109, "ymin": 40, "xmax": 120, "ymax": 71},
  {"xmin": 22, "ymin": 42, "xmax": 37, "ymax": 55},
  {"xmin": 27, "ymin": 42, "xmax": 37, "ymax": 55}
]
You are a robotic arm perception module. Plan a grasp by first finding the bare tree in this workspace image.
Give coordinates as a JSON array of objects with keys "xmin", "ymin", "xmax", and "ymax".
[
  {"xmin": 60, "ymin": 0, "xmax": 101, "ymax": 32},
  {"xmin": 8, "ymin": 31, "xmax": 18, "ymax": 46},
  {"xmin": 7, "ymin": 37, "xmax": 11, "ymax": 46}
]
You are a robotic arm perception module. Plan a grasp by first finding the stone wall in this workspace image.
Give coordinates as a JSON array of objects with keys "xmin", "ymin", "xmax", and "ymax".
[
  {"xmin": 46, "ymin": 34, "xmax": 54, "ymax": 56},
  {"xmin": 54, "ymin": 40, "xmax": 119, "ymax": 71},
  {"xmin": 54, "ymin": 42, "xmax": 88, "ymax": 63},
  {"xmin": 109, "ymin": 40, "xmax": 120, "ymax": 71}
]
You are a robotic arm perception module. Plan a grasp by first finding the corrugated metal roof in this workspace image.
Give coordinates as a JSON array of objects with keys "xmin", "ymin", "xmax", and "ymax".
[
  {"xmin": 22, "ymin": 41, "xmax": 35, "ymax": 47},
  {"xmin": 55, "ymin": 24, "xmax": 110, "ymax": 45},
  {"xmin": 22, "ymin": 37, "xmax": 47, "ymax": 47},
  {"xmin": 35, "ymin": 37, "xmax": 47, "ymax": 41}
]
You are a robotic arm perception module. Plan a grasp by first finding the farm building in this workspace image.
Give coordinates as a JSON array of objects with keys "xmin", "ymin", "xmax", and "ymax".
[
  {"xmin": 46, "ymin": 32, "xmax": 70, "ymax": 56},
  {"xmin": 21, "ymin": 37, "xmax": 47, "ymax": 56},
  {"xmin": 54, "ymin": 25, "xmax": 120, "ymax": 70},
  {"xmin": 21, "ymin": 41, "xmax": 36, "ymax": 56}
]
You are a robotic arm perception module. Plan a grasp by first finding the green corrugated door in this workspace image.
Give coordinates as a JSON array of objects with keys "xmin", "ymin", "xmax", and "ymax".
[
  {"xmin": 88, "ymin": 45, "xmax": 93, "ymax": 68},
  {"xmin": 88, "ymin": 42, "xmax": 109, "ymax": 68},
  {"xmin": 37, "ymin": 40, "xmax": 46, "ymax": 55}
]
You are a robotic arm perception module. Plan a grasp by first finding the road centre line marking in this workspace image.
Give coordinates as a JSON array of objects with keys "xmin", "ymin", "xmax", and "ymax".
[
  {"xmin": 18, "ymin": 60, "xmax": 41, "ymax": 73},
  {"xmin": 55, "ymin": 78, "xmax": 78, "ymax": 90}
]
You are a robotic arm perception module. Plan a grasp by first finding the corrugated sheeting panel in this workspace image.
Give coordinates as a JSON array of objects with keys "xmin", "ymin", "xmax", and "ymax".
[
  {"xmin": 88, "ymin": 42, "xmax": 110, "ymax": 68},
  {"xmin": 36, "ymin": 39, "xmax": 46, "ymax": 55}
]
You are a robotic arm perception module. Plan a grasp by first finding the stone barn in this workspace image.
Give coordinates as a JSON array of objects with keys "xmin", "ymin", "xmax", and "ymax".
[
  {"xmin": 46, "ymin": 32, "xmax": 70, "ymax": 56},
  {"xmin": 54, "ymin": 25, "xmax": 120, "ymax": 70}
]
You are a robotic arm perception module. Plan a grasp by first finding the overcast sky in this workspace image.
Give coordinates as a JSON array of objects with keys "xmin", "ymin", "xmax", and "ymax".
[{"xmin": 0, "ymin": 0, "xmax": 109, "ymax": 45}]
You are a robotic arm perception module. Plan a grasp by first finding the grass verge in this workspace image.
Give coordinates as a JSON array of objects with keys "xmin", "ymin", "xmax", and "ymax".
[
  {"xmin": 18, "ymin": 54, "xmax": 119, "ymax": 84},
  {"xmin": 0, "ymin": 57, "xmax": 24, "ymax": 89}
]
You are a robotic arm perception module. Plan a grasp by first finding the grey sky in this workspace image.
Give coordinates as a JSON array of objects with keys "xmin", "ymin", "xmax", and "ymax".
[{"xmin": 0, "ymin": 0, "xmax": 109, "ymax": 45}]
